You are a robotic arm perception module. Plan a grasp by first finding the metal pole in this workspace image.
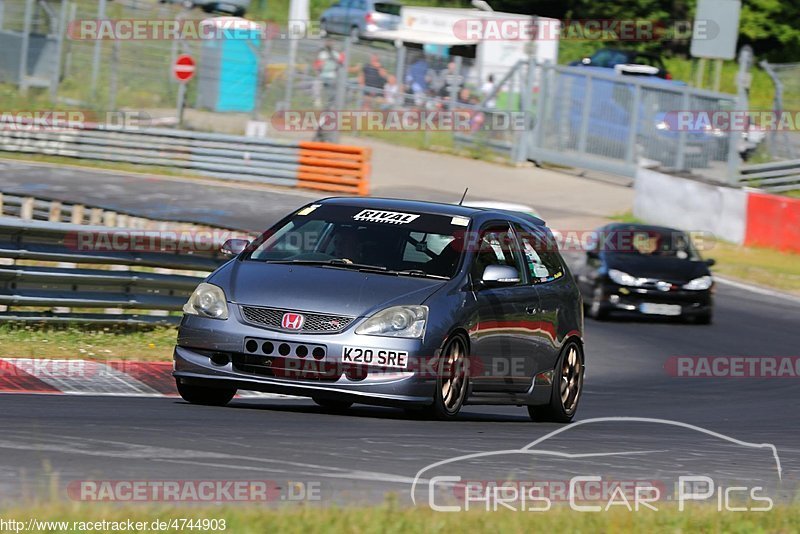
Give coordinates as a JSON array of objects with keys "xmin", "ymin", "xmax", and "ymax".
[
  {"xmin": 18, "ymin": 0, "xmax": 34, "ymax": 94},
  {"xmin": 624, "ymin": 83, "xmax": 642, "ymax": 163},
  {"xmin": 712, "ymin": 58, "xmax": 723, "ymax": 92},
  {"xmin": 727, "ymin": 46, "xmax": 752, "ymax": 184},
  {"xmin": 252, "ymin": 30, "xmax": 270, "ymax": 120},
  {"xmin": 394, "ymin": 44, "xmax": 405, "ymax": 103},
  {"xmin": 513, "ymin": 55, "xmax": 536, "ymax": 164},
  {"xmin": 109, "ymin": 38, "xmax": 120, "ymax": 110},
  {"xmin": 531, "ymin": 61, "xmax": 551, "ymax": 154},
  {"xmin": 576, "ymin": 74, "xmax": 593, "ymax": 153},
  {"xmin": 49, "ymin": 0, "xmax": 69, "ymax": 103},
  {"xmin": 331, "ymin": 36, "xmax": 352, "ymax": 143},
  {"xmin": 695, "ymin": 57, "xmax": 706, "ymax": 88},
  {"xmin": 89, "ymin": 0, "xmax": 107, "ymax": 100},
  {"xmin": 63, "ymin": 2, "xmax": 76, "ymax": 77},
  {"xmin": 675, "ymin": 87, "xmax": 690, "ymax": 170},
  {"xmin": 284, "ymin": 27, "xmax": 298, "ymax": 109},
  {"xmin": 177, "ymin": 82, "xmax": 187, "ymax": 128}
]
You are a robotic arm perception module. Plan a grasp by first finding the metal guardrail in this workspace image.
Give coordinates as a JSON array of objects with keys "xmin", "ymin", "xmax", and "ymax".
[
  {"xmin": 0, "ymin": 192, "xmax": 241, "ymax": 231},
  {"xmin": 739, "ymin": 159, "xmax": 800, "ymax": 193},
  {"xmin": 0, "ymin": 119, "xmax": 371, "ymax": 195},
  {"xmin": 0, "ymin": 217, "xmax": 230, "ymax": 325}
]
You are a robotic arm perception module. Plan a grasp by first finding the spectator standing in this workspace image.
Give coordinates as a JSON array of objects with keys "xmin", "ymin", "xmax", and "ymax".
[
  {"xmin": 314, "ymin": 40, "xmax": 341, "ymax": 108},
  {"xmin": 359, "ymin": 54, "xmax": 387, "ymax": 108}
]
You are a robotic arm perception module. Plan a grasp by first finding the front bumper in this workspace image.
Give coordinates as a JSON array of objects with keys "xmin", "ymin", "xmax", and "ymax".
[
  {"xmin": 173, "ymin": 314, "xmax": 441, "ymax": 406},
  {"xmin": 599, "ymin": 283, "xmax": 712, "ymax": 317}
]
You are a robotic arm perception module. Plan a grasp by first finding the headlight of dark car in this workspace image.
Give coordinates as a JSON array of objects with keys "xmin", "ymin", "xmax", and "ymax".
[
  {"xmin": 608, "ymin": 269, "xmax": 646, "ymax": 287},
  {"xmin": 682, "ymin": 275, "xmax": 713, "ymax": 291},
  {"xmin": 355, "ymin": 305, "xmax": 427, "ymax": 339},
  {"xmin": 183, "ymin": 283, "xmax": 229, "ymax": 320}
]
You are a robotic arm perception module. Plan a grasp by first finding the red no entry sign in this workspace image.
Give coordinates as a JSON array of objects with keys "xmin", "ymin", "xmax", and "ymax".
[{"xmin": 173, "ymin": 54, "xmax": 196, "ymax": 83}]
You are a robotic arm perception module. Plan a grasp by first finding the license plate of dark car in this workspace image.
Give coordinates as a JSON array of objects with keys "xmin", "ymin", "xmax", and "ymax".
[{"xmin": 639, "ymin": 303, "xmax": 682, "ymax": 316}]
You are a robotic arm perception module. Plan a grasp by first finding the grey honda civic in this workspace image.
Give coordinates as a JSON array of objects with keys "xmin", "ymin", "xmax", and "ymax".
[{"xmin": 174, "ymin": 198, "xmax": 585, "ymax": 421}]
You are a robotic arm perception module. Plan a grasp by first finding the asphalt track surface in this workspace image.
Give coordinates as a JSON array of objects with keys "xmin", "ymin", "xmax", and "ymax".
[{"xmin": 1, "ymin": 163, "xmax": 798, "ymax": 508}]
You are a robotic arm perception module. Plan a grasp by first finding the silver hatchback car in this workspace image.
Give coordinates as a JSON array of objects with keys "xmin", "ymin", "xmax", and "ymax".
[
  {"xmin": 174, "ymin": 198, "xmax": 585, "ymax": 421},
  {"xmin": 319, "ymin": 0, "xmax": 402, "ymax": 40}
]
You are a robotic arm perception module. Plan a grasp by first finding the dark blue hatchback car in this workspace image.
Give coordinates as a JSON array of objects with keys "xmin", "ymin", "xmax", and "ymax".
[{"xmin": 174, "ymin": 198, "xmax": 585, "ymax": 421}]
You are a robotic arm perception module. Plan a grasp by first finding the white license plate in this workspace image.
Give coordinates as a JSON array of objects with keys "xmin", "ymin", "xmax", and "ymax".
[
  {"xmin": 342, "ymin": 346, "xmax": 409, "ymax": 369},
  {"xmin": 640, "ymin": 303, "xmax": 682, "ymax": 316}
]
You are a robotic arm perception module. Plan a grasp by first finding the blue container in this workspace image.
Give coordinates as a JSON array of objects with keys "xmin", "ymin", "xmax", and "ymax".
[{"xmin": 196, "ymin": 17, "xmax": 262, "ymax": 113}]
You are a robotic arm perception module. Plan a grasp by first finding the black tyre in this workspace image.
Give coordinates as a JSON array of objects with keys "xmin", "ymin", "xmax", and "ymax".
[
  {"xmin": 427, "ymin": 333, "xmax": 470, "ymax": 420},
  {"xmin": 176, "ymin": 380, "xmax": 236, "ymax": 406},
  {"xmin": 528, "ymin": 341, "xmax": 584, "ymax": 423},
  {"xmin": 312, "ymin": 397, "xmax": 353, "ymax": 411}
]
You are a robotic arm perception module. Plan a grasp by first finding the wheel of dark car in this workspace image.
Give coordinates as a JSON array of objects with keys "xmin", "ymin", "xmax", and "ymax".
[
  {"xmin": 428, "ymin": 333, "xmax": 470, "ymax": 420},
  {"xmin": 313, "ymin": 397, "xmax": 353, "ymax": 411},
  {"xmin": 176, "ymin": 380, "xmax": 236, "ymax": 406},
  {"xmin": 529, "ymin": 340, "xmax": 584, "ymax": 423},
  {"xmin": 588, "ymin": 285, "xmax": 608, "ymax": 320}
]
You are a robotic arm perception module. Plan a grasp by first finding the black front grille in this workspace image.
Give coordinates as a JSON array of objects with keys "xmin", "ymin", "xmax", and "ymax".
[
  {"xmin": 240, "ymin": 306, "xmax": 355, "ymax": 333},
  {"xmin": 231, "ymin": 353, "xmax": 342, "ymax": 381}
]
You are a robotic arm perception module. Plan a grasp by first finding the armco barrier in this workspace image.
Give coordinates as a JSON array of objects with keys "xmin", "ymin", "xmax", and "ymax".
[
  {"xmin": 744, "ymin": 192, "xmax": 800, "ymax": 253},
  {"xmin": 0, "ymin": 119, "xmax": 370, "ymax": 195},
  {"xmin": 0, "ymin": 217, "xmax": 229, "ymax": 324}
]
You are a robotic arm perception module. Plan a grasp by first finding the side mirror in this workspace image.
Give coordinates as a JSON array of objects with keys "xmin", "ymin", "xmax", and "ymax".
[
  {"xmin": 705, "ymin": 258, "xmax": 716, "ymax": 267},
  {"xmin": 221, "ymin": 238, "xmax": 250, "ymax": 258},
  {"xmin": 480, "ymin": 265, "xmax": 520, "ymax": 287}
]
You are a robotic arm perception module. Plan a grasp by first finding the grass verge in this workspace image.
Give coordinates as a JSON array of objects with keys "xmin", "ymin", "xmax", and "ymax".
[
  {"xmin": 0, "ymin": 503, "xmax": 797, "ymax": 533},
  {"xmin": 0, "ymin": 324, "xmax": 176, "ymax": 361},
  {"xmin": 708, "ymin": 241, "xmax": 800, "ymax": 295}
]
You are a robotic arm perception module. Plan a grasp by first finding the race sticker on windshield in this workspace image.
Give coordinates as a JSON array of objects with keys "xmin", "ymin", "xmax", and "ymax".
[
  {"xmin": 342, "ymin": 346, "xmax": 409, "ymax": 369},
  {"xmin": 353, "ymin": 209, "xmax": 420, "ymax": 225},
  {"xmin": 296, "ymin": 204, "xmax": 321, "ymax": 216},
  {"xmin": 451, "ymin": 216, "xmax": 470, "ymax": 226}
]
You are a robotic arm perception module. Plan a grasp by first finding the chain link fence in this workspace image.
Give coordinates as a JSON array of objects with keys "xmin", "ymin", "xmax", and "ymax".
[
  {"xmin": 759, "ymin": 61, "xmax": 800, "ymax": 160},
  {"xmin": 0, "ymin": 0, "xmax": 744, "ymax": 182}
]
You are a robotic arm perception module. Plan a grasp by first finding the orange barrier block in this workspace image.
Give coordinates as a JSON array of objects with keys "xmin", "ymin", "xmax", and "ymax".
[
  {"xmin": 744, "ymin": 192, "xmax": 800, "ymax": 253},
  {"xmin": 296, "ymin": 142, "xmax": 371, "ymax": 195}
]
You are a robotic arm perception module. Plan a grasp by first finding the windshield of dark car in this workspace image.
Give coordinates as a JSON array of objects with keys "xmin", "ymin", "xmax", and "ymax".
[
  {"xmin": 603, "ymin": 228, "xmax": 700, "ymax": 260},
  {"xmin": 246, "ymin": 204, "xmax": 469, "ymax": 278}
]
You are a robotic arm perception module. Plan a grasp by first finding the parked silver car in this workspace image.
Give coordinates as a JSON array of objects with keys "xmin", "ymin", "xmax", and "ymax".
[
  {"xmin": 174, "ymin": 198, "xmax": 585, "ymax": 421},
  {"xmin": 319, "ymin": 0, "xmax": 402, "ymax": 40}
]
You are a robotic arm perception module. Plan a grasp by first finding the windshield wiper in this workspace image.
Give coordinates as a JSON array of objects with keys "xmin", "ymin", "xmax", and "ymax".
[
  {"xmin": 265, "ymin": 259, "xmax": 389, "ymax": 272},
  {"xmin": 393, "ymin": 269, "xmax": 450, "ymax": 280}
]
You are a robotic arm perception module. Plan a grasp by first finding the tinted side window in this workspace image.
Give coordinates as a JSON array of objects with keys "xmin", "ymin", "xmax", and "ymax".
[
  {"xmin": 515, "ymin": 224, "xmax": 565, "ymax": 284},
  {"xmin": 470, "ymin": 223, "xmax": 524, "ymax": 284}
]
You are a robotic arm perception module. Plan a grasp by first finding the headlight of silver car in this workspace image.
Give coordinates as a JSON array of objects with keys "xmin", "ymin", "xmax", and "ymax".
[
  {"xmin": 355, "ymin": 305, "xmax": 427, "ymax": 339},
  {"xmin": 183, "ymin": 282, "xmax": 229, "ymax": 320},
  {"xmin": 683, "ymin": 275, "xmax": 713, "ymax": 291},
  {"xmin": 608, "ymin": 269, "xmax": 645, "ymax": 287}
]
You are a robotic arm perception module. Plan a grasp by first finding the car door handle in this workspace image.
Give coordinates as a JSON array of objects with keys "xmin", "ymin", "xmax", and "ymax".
[{"xmin": 525, "ymin": 306, "xmax": 538, "ymax": 315}]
